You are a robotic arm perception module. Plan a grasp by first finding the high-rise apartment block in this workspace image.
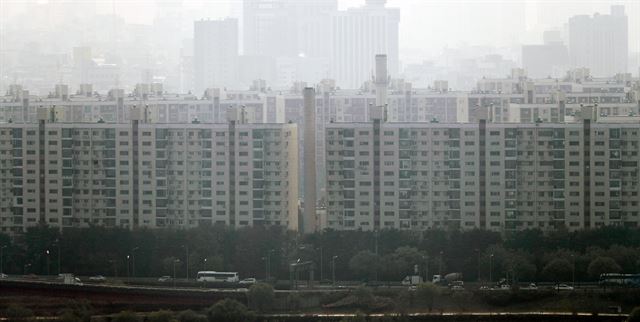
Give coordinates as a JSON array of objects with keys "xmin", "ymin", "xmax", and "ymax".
[
  {"xmin": 0, "ymin": 107, "xmax": 298, "ymax": 234},
  {"xmin": 325, "ymin": 110, "xmax": 640, "ymax": 232}
]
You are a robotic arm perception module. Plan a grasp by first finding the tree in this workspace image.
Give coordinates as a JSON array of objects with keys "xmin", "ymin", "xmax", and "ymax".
[
  {"xmin": 416, "ymin": 282, "xmax": 439, "ymax": 312},
  {"xmin": 348, "ymin": 251, "xmax": 379, "ymax": 281},
  {"xmin": 112, "ymin": 311, "xmax": 140, "ymax": 322},
  {"xmin": 147, "ymin": 310, "xmax": 174, "ymax": 322},
  {"xmin": 247, "ymin": 283, "xmax": 275, "ymax": 312},
  {"xmin": 628, "ymin": 306, "xmax": 640, "ymax": 322},
  {"xmin": 587, "ymin": 257, "xmax": 622, "ymax": 279},
  {"xmin": 5, "ymin": 304, "xmax": 34, "ymax": 322},
  {"xmin": 542, "ymin": 258, "xmax": 572, "ymax": 283},
  {"xmin": 176, "ymin": 310, "xmax": 207, "ymax": 322},
  {"xmin": 207, "ymin": 299, "xmax": 255, "ymax": 322}
]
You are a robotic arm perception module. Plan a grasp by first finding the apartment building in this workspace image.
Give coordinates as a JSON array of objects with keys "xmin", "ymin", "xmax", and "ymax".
[
  {"xmin": 0, "ymin": 108, "xmax": 298, "ymax": 234},
  {"xmin": 325, "ymin": 108, "xmax": 640, "ymax": 232}
]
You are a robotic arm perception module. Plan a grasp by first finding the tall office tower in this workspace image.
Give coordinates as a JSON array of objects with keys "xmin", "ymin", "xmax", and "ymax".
[
  {"xmin": 243, "ymin": 0, "xmax": 337, "ymax": 58},
  {"xmin": 522, "ymin": 30, "xmax": 569, "ymax": 79},
  {"xmin": 568, "ymin": 5, "xmax": 628, "ymax": 77},
  {"xmin": 331, "ymin": 0, "xmax": 400, "ymax": 89},
  {"xmin": 194, "ymin": 18, "xmax": 239, "ymax": 95}
]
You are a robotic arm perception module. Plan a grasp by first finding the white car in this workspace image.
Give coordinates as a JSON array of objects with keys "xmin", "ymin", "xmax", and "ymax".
[
  {"xmin": 158, "ymin": 276, "xmax": 172, "ymax": 282},
  {"xmin": 239, "ymin": 278, "xmax": 257, "ymax": 285},
  {"xmin": 89, "ymin": 275, "xmax": 106, "ymax": 282},
  {"xmin": 556, "ymin": 283, "xmax": 574, "ymax": 291},
  {"xmin": 0, "ymin": 273, "xmax": 8, "ymax": 279}
]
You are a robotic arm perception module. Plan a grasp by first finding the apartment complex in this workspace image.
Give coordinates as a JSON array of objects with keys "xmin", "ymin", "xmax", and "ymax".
[
  {"xmin": 324, "ymin": 107, "xmax": 640, "ymax": 232},
  {"xmin": 0, "ymin": 108, "xmax": 298, "ymax": 234}
]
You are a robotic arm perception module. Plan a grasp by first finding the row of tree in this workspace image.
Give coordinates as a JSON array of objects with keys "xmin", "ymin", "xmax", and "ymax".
[{"xmin": 1, "ymin": 225, "xmax": 639, "ymax": 283}]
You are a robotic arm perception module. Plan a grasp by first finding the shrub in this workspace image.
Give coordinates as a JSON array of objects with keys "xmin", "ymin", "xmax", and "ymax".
[
  {"xmin": 176, "ymin": 310, "xmax": 207, "ymax": 322},
  {"xmin": 207, "ymin": 299, "xmax": 255, "ymax": 322},
  {"xmin": 147, "ymin": 310, "xmax": 174, "ymax": 322},
  {"xmin": 112, "ymin": 311, "xmax": 140, "ymax": 322},
  {"xmin": 5, "ymin": 304, "xmax": 34, "ymax": 322},
  {"xmin": 247, "ymin": 282, "xmax": 275, "ymax": 312},
  {"xmin": 416, "ymin": 283, "xmax": 439, "ymax": 312},
  {"xmin": 629, "ymin": 306, "xmax": 640, "ymax": 322}
]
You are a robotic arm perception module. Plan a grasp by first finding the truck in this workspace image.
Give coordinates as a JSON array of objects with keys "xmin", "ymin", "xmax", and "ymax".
[
  {"xmin": 401, "ymin": 275, "xmax": 423, "ymax": 286},
  {"xmin": 432, "ymin": 272, "xmax": 463, "ymax": 286}
]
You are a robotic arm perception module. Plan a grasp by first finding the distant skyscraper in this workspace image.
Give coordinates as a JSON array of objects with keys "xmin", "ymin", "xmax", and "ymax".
[
  {"xmin": 242, "ymin": 0, "xmax": 337, "ymax": 58},
  {"xmin": 194, "ymin": 18, "xmax": 239, "ymax": 94},
  {"xmin": 331, "ymin": 0, "xmax": 400, "ymax": 89},
  {"xmin": 522, "ymin": 32, "xmax": 569, "ymax": 79},
  {"xmin": 568, "ymin": 5, "xmax": 628, "ymax": 77}
]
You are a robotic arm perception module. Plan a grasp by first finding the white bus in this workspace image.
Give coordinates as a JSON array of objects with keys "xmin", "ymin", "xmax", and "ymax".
[{"xmin": 196, "ymin": 271, "xmax": 240, "ymax": 283}]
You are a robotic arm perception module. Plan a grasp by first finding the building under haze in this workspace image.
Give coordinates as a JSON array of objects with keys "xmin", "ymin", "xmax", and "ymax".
[
  {"xmin": 0, "ymin": 107, "xmax": 298, "ymax": 233},
  {"xmin": 568, "ymin": 5, "xmax": 628, "ymax": 77},
  {"xmin": 324, "ymin": 107, "xmax": 640, "ymax": 232},
  {"xmin": 194, "ymin": 18, "xmax": 239, "ymax": 95},
  {"xmin": 331, "ymin": 0, "xmax": 400, "ymax": 89}
]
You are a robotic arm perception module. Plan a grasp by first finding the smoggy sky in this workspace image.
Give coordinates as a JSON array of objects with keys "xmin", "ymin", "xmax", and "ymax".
[{"xmin": 2, "ymin": 0, "xmax": 639, "ymax": 64}]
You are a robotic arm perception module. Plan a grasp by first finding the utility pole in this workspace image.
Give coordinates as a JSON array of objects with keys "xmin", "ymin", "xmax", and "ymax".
[
  {"xmin": 489, "ymin": 254, "xmax": 494, "ymax": 285},
  {"xmin": 318, "ymin": 247, "xmax": 323, "ymax": 281},
  {"xmin": 45, "ymin": 250, "xmax": 50, "ymax": 276}
]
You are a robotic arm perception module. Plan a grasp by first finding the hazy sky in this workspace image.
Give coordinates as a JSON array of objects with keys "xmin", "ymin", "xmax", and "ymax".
[{"xmin": 2, "ymin": 0, "xmax": 639, "ymax": 63}]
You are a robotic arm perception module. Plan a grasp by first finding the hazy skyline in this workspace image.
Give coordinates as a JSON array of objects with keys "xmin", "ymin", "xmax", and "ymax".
[{"xmin": 2, "ymin": 0, "xmax": 639, "ymax": 65}]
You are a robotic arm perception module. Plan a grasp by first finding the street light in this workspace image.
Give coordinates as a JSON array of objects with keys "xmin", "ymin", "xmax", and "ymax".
[
  {"xmin": 0, "ymin": 245, "xmax": 7, "ymax": 275},
  {"xmin": 182, "ymin": 245, "xmax": 189, "ymax": 280},
  {"xmin": 45, "ymin": 250, "xmax": 50, "ymax": 276},
  {"xmin": 173, "ymin": 259, "xmax": 181, "ymax": 288},
  {"xmin": 203, "ymin": 258, "xmax": 208, "ymax": 271},
  {"xmin": 423, "ymin": 255, "xmax": 429, "ymax": 283},
  {"xmin": 571, "ymin": 254, "xmax": 576, "ymax": 288},
  {"xmin": 489, "ymin": 254, "xmax": 494, "ymax": 285},
  {"xmin": 265, "ymin": 249, "xmax": 275, "ymax": 280},
  {"xmin": 438, "ymin": 251, "xmax": 444, "ymax": 276},
  {"xmin": 131, "ymin": 247, "xmax": 139, "ymax": 278},
  {"xmin": 331, "ymin": 256, "xmax": 338, "ymax": 286},
  {"xmin": 317, "ymin": 247, "xmax": 323, "ymax": 282},
  {"xmin": 54, "ymin": 239, "xmax": 61, "ymax": 275},
  {"xmin": 126, "ymin": 255, "xmax": 130, "ymax": 282}
]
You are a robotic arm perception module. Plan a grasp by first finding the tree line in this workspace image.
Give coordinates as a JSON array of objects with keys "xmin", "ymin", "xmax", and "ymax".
[{"xmin": 1, "ymin": 225, "xmax": 639, "ymax": 283}]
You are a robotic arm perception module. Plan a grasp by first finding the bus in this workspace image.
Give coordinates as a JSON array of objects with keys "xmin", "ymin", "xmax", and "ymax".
[
  {"xmin": 196, "ymin": 271, "xmax": 239, "ymax": 283},
  {"xmin": 599, "ymin": 273, "xmax": 640, "ymax": 287}
]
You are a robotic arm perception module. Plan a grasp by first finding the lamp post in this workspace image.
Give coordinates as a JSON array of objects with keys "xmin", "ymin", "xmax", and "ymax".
[
  {"xmin": 173, "ymin": 259, "xmax": 181, "ymax": 288},
  {"xmin": 571, "ymin": 254, "xmax": 575, "ymax": 288},
  {"xmin": 45, "ymin": 250, "xmax": 50, "ymax": 276},
  {"xmin": 0, "ymin": 245, "xmax": 6, "ymax": 275},
  {"xmin": 126, "ymin": 255, "xmax": 130, "ymax": 283},
  {"xmin": 438, "ymin": 251, "xmax": 444, "ymax": 276},
  {"xmin": 265, "ymin": 249, "xmax": 274, "ymax": 280},
  {"xmin": 182, "ymin": 245, "xmax": 189, "ymax": 280},
  {"xmin": 131, "ymin": 247, "xmax": 139, "ymax": 278},
  {"xmin": 317, "ymin": 247, "xmax": 323, "ymax": 282},
  {"xmin": 489, "ymin": 254, "xmax": 494, "ymax": 286},
  {"xmin": 331, "ymin": 256, "xmax": 338, "ymax": 286},
  {"xmin": 423, "ymin": 255, "xmax": 429, "ymax": 283},
  {"xmin": 55, "ymin": 239, "xmax": 61, "ymax": 275},
  {"xmin": 203, "ymin": 258, "xmax": 207, "ymax": 271}
]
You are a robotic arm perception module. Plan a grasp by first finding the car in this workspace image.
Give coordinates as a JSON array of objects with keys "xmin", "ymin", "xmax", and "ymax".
[
  {"xmin": 556, "ymin": 283, "xmax": 574, "ymax": 291},
  {"xmin": 158, "ymin": 276, "xmax": 172, "ymax": 282},
  {"xmin": 89, "ymin": 275, "xmax": 106, "ymax": 282},
  {"xmin": 479, "ymin": 285, "xmax": 490, "ymax": 290},
  {"xmin": 408, "ymin": 285, "xmax": 417, "ymax": 291},
  {"xmin": 523, "ymin": 283, "xmax": 538, "ymax": 290},
  {"xmin": 239, "ymin": 278, "xmax": 257, "ymax": 285},
  {"xmin": 451, "ymin": 285, "xmax": 465, "ymax": 291},
  {"xmin": 499, "ymin": 284, "xmax": 511, "ymax": 290},
  {"xmin": 0, "ymin": 273, "xmax": 8, "ymax": 279}
]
